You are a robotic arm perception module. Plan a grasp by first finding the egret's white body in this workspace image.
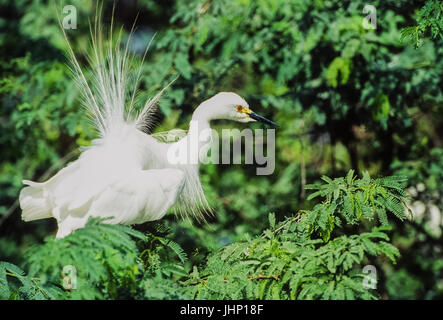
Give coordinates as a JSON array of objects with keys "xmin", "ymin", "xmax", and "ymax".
[
  {"xmin": 18, "ymin": 17, "xmax": 277, "ymax": 238},
  {"xmin": 20, "ymin": 124, "xmax": 185, "ymax": 238}
]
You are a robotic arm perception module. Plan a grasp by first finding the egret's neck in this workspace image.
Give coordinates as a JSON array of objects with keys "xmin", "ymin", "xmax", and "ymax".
[
  {"xmin": 191, "ymin": 100, "xmax": 214, "ymax": 124},
  {"xmin": 182, "ymin": 102, "xmax": 214, "ymax": 165},
  {"xmin": 189, "ymin": 101, "xmax": 214, "ymax": 138}
]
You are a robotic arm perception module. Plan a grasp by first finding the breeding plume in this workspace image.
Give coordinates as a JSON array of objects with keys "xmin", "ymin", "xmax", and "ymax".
[{"xmin": 19, "ymin": 15, "xmax": 278, "ymax": 238}]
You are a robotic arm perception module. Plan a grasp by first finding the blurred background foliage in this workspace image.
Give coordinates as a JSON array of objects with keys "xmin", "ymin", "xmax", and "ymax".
[{"xmin": 0, "ymin": 0, "xmax": 442, "ymax": 299}]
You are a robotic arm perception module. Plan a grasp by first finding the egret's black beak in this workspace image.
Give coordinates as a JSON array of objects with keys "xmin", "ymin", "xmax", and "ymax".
[{"xmin": 249, "ymin": 112, "xmax": 279, "ymax": 128}]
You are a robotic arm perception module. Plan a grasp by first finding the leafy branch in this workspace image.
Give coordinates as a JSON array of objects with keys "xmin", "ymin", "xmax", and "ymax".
[{"xmin": 303, "ymin": 170, "xmax": 409, "ymax": 241}]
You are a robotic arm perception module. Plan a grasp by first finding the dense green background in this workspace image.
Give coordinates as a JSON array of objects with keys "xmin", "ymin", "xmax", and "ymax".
[{"xmin": 0, "ymin": 0, "xmax": 442, "ymax": 299}]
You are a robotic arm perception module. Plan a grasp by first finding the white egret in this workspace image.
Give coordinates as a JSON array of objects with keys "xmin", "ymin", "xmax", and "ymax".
[{"xmin": 18, "ymin": 16, "xmax": 278, "ymax": 238}]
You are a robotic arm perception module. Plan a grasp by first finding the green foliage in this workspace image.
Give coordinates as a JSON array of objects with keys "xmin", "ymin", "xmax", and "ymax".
[
  {"xmin": 326, "ymin": 57, "xmax": 352, "ymax": 88},
  {"xmin": 24, "ymin": 218, "xmax": 145, "ymax": 299},
  {"xmin": 401, "ymin": 0, "xmax": 443, "ymax": 47},
  {"xmin": 0, "ymin": 261, "xmax": 61, "ymax": 300},
  {"xmin": 0, "ymin": 218, "xmax": 192, "ymax": 300},
  {"xmin": 183, "ymin": 222, "xmax": 399, "ymax": 300},
  {"xmin": 304, "ymin": 170, "xmax": 408, "ymax": 241},
  {"xmin": 181, "ymin": 172, "xmax": 404, "ymax": 300},
  {"xmin": 385, "ymin": 268, "xmax": 422, "ymax": 299}
]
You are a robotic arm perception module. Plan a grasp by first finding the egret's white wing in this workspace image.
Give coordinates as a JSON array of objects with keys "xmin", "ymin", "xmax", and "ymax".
[
  {"xmin": 52, "ymin": 128, "xmax": 165, "ymax": 213},
  {"xmin": 20, "ymin": 160, "xmax": 83, "ymax": 221},
  {"xmin": 88, "ymin": 168, "xmax": 185, "ymax": 224},
  {"xmin": 20, "ymin": 157, "xmax": 120, "ymax": 223},
  {"xmin": 55, "ymin": 168, "xmax": 185, "ymax": 238},
  {"xmin": 28, "ymin": 150, "xmax": 124, "ymax": 215}
]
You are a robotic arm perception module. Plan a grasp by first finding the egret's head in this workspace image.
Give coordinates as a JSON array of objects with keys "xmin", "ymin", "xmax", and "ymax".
[{"xmin": 199, "ymin": 92, "xmax": 278, "ymax": 127}]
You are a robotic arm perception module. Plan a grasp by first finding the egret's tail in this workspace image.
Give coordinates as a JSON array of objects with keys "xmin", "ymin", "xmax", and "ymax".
[
  {"xmin": 19, "ymin": 181, "xmax": 52, "ymax": 222},
  {"xmin": 58, "ymin": 7, "xmax": 169, "ymax": 138}
]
